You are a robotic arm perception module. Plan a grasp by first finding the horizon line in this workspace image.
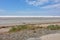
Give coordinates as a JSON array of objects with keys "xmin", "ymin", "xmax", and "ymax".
[{"xmin": 0, "ymin": 16, "xmax": 60, "ymax": 17}]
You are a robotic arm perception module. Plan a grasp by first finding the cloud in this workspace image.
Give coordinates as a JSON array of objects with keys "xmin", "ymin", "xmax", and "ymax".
[
  {"xmin": 26, "ymin": 0, "xmax": 49, "ymax": 6},
  {"xmin": 42, "ymin": 3, "xmax": 60, "ymax": 8},
  {"xmin": 26, "ymin": 0, "xmax": 60, "ymax": 8}
]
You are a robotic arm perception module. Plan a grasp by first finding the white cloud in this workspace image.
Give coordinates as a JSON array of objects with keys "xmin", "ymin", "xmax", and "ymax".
[
  {"xmin": 26, "ymin": 0, "xmax": 49, "ymax": 6},
  {"xmin": 42, "ymin": 3, "xmax": 60, "ymax": 8},
  {"xmin": 26, "ymin": 0, "xmax": 60, "ymax": 8}
]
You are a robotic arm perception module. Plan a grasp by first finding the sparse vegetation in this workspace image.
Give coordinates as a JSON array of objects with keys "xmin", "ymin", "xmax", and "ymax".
[
  {"xmin": 9, "ymin": 25, "xmax": 29, "ymax": 32},
  {"xmin": 47, "ymin": 25, "xmax": 60, "ymax": 30},
  {"xmin": 9, "ymin": 25, "xmax": 32, "ymax": 32},
  {"xmin": 9, "ymin": 24, "xmax": 60, "ymax": 32},
  {"xmin": 9, "ymin": 27, "xmax": 17, "ymax": 32},
  {"xmin": 1, "ymin": 24, "xmax": 60, "ymax": 40},
  {"xmin": 9, "ymin": 24, "xmax": 41, "ymax": 32}
]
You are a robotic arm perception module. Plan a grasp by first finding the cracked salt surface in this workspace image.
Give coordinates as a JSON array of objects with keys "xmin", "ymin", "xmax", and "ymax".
[{"xmin": 27, "ymin": 33, "xmax": 60, "ymax": 40}]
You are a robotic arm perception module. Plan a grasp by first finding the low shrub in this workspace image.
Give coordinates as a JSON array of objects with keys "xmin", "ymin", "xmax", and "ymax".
[
  {"xmin": 9, "ymin": 25, "xmax": 29, "ymax": 32},
  {"xmin": 9, "ymin": 27, "xmax": 17, "ymax": 32},
  {"xmin": 47, "ymin": 25, "xmax": 60, "ymax": 30}
]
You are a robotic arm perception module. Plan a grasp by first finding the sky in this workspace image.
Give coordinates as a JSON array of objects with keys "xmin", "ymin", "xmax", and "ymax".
[{"xmin": 0, "ymin": 0, "xmax": 60, "ymax": 16}]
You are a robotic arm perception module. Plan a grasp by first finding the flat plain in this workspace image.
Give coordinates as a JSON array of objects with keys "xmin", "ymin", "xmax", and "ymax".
[{"xmin": 0, "ymin": 17, "xmax": 60, "ymax": 40}]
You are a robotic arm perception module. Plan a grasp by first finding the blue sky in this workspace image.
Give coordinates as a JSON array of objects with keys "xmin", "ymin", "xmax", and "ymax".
[{"xmin": 0, "ymin": 0, "xmax": 60, "ymax": 16}]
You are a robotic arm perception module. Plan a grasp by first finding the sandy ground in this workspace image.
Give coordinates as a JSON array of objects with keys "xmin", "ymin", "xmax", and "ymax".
[
  {"xmin": 27, "ymin": 33, "xmax": 60, "ymax": 40},
  {"xmin": 41, "ymin": 33, "xmax": 60, "ymax": 40},
  {"xmin": 0, "ymin": 27, "xmax": 60, "ymax": 40},
  {"xmin": 0, "ymin": 28, "xmax": 11, "ymax": 33}
]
